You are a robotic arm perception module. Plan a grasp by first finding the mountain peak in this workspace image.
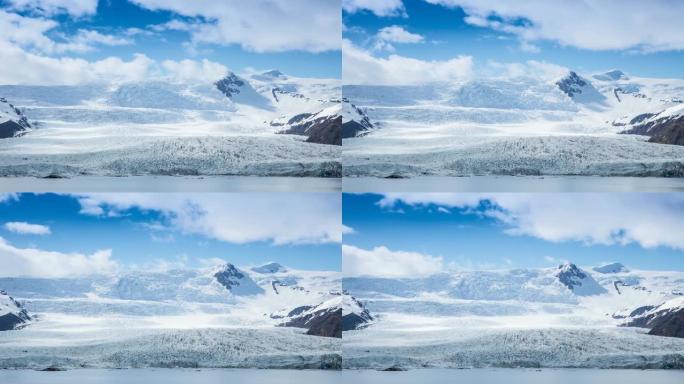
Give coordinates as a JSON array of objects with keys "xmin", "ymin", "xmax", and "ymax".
[
  {"xmin": 213, "ymin": 263, "xmax": 264, "ymax": 296},
  {"xmin": 252, "ymin": 262, "xmax": 287, "ymax": 274},
  {"xmin": 0, "ymin": 290, "xmax": 32, "ymax": 331},
  {"xmin": 261, "ymin": 69, "xmax": 285, "ymax": 78},
  {"xmin": 593, "ymin": 69, "xmax": 629, "ymax": 81},
  {"xmin": 555, "ymin": 262, "xmax": 607, "ymax": 296},
  {"xmin": 593, "ymin": 262, "xmax": 629, "ymax": 274},
  {"xmin": 214, "ymin": 73, "xmax": 245, "ymax": 98}
]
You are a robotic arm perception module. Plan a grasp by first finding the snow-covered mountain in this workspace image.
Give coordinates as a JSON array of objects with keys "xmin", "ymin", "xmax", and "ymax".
[
  {"xmin": 0, "ymin": 290, "xmax": 31, "ymax": 331},
  {"xmin": 342, "ymin": 262, "xmax": 684, "ymax": 369},
  {"xmin": 343, "ymin": 69, "xmax": 684, "ymax": 177},
  {"xmin": 0, "ymin": 70, "xmax": 341, "ymax": 177},
  {"xmin": 555, "ymin": 262, "xmax": 607, "ymax": 296},
  {"xmin": 594, "ymin": 262, "xmax": 629, "ymax": 274},
  {"xmin": 0, "ymin": 97, "xmax": 31, "ymax": 139},
  {"xmin": 341, "ymin": 99, "xmax": 374, "ymax": 138},
  {"xmin": 0, "ymin": 263, "xmax": 341, "ymax": 368}
]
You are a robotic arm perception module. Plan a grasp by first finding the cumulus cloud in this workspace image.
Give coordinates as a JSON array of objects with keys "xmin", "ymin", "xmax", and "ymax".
[
  {"xmin": 485, "ymin": 59, "xmax": 569, "ymax": 81},
  {"xmin": 5, "ymin": 0, "xmax": 98, "ymax": 17},
  {"xmin": 74, "ymin": 193, "xmax": 342, "ymax": 245},
  {"xmin": 343, "ymin": 39, "xmax": 473, "ymax": 85},
  {"xmin": 426, "ymin": 0, "xmax": 684, "ymax": 52},
  {"xmin": 343, "ymin": 244, "xmax": 443, "ymax": 278},
  {"xmin": 378, "ymin": 193, "xmax": 684, "ymax": 251},
  {"xmin": 130, "ymin": 0, "xmax": 340, "ymax": 53},
  {"xmin": 0, "ymin": 194, "xmax": 18, "ymax": 204},
  {"xmin": 0, "ymin": 41, "xmax": 155, "ymax": 85},
  {"xmin": 343, "ymin": 0, "xmax": 406, "ymax": 17},
  {"xmin": 4, "ymin": 222, "xmax": 51, "ymax": 235},
  {"xmin": 0, "ymin": 237, "xmax": 116, "ymax": 278},
  {"xmin": 161, "ymin": 59, "xmax": 228, "ymax": 82},
  {"xmin": 374, "ymin": 25, "xmax": 424, "ymax": 51}
]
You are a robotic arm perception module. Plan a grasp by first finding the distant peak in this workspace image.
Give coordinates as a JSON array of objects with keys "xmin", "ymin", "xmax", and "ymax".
[
  {"xmin": 593, "ymin": 262, "xmax": 629, "ymax": 274},
  {"xmin": 252, "ymin": 262, "xmax": 287, "ymax": 274},
  {"xmin": 593, "ymin": 69, "xmax": 629, "ymax": 82},
  {"xmin": 261, "ymin": 69, "xmax": 285, "ymax": 78}
]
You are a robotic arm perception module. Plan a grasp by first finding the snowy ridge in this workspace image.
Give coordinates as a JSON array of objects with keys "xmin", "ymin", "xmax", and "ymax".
[
  {"xmin": 343, "ymin": 69, "xmax": 684, "ymax": 177},
  {"xmin": 342, "ymin": 263, "xmax": 684, "ymax": 369},
  {"xmin": 0, "ymin": 70, "xmax": 341, "ymax": 177},
  {"xmin": 0, "ymin": 263, "xmax": 341, "ymax": 368},
  {"xmin": 0, "ymin": 290, "xmax": 31, "ymax": 331}
]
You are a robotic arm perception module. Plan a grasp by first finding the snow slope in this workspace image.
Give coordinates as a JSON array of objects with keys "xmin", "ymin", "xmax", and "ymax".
[
  {"xmin": 0, "ymin": 71, "xmax": 341, "ymax": 177},
  {"xmin": 342, "ymin": 263, "xmax": 684, "ymax": 369},
  {"xmin": 343, "ymin": 70, "xmax": 684, "ymax": 177}
]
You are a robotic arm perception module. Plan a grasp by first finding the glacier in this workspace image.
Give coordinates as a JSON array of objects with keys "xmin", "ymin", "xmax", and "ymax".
[
  {"xmin": 342, "ymin": 263, "xmax": 684, "ymax": 369},
  {"xmin": 343, "ymin": 71, "xmax": 684, "ymax": 178},
  {"xmin": 0, "ymin": 71, "xmax": 341, "ymax": 178},
  {"xmin": 0, "ymin": 263, "xmax": 342, "ymax": 369}
]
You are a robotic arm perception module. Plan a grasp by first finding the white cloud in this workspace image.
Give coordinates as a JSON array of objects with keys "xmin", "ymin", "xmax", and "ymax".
[
  {"xmin": 5, "ymin": 0, "xmax": 98, "ymax": 17},
  {"xmin": 378, "ymin": 193, "xmax": 684, "ymax": 251},
  {"xmin": 74, "ymin": 193, "xmax": 342, "ymax": 245},
  {"xmin": 485, "ymin": 60, "xmax": 568, "ymax": 81},
  {"xmin": 0, "ymin": 237, "xmax": 116, "ymax": 278},
  {"xmin": 374, "ymin": 25, "xmax": 424, "ymax": 51},
  {"xmin": 0, "ymin": 194, "xmax": 18, "ymax": 204},
  {"xmin": 343, "ymin": 0, "xmax": 406, "ymax": 17},
  {"xmin": 4, "ymin": 222, "xmax": 51, "ymax": 235},
  {"xmin": 130, "ymin": 0, "xmax": 340, "ymax": 53},
  {"xmin": 343, "ymin": 244, "xmax": 443, "ymax": 277},
  {"xmin": 161, "ymin": 59, "xmax": 228, "ymax": 83},
  {"xmin": 343, "ymin": 39, "xmax": 473, "ymax": 85},
  {"xmin": 342, "ymin": 225, "xmax": 356, "ymax": 235},
  {"xmin": 0, "ymin": 41, "xmax": 157, "ymax": 85},
  {"xmin": 426, "ymin": 0, "xmax": 684, "ymax": 52}
]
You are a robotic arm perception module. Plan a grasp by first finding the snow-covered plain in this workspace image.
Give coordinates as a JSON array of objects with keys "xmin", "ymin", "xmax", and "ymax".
[
  {"xmin": 0, "ymin": 71, "xmax": 341, "ymax": 178},
  {"xmin": 342, "ymin": 264, "xmax": 684, "ymax": 369},
  {"xmin": 0, "ymin": 264, "xmax": 342, "ymax": 369},
  {"xmin": 343, "ymin": 71, "xmax": 684, "ymax": 177}
]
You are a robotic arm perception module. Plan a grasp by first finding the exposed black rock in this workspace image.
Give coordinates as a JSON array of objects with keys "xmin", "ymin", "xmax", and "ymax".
[
  {"xmin": 0, "ymin": 290, "xmax": 31, "ymax": 331},
  {"xmin": 305, "ymin": 308, "xmax": 341, "ymax": 338},
  {"xmin": 342, "ymin": 101, "xmax": 373, "ymax": 138},
  {"xmin": 276, "ymin": 111, "xmax": 341, "ymax": 146},
  {"xmin": 649, "ymin": 308, "xmax": 684, "ymax": 338},
  {"xmin": 0, "ymin": 97, "xmax": 31, "ymax": 138},
  {"xmin": 214, "ymin": 73, "xmax": 245, "ymax": 98},
  {"xmin": 623, "ymin": 114, "xmax": 684, "ymax": 146},
  {"xmin": 342, "ymin": 295, "xmax": 374, "ymax": 331},
  {"xmin": 556, "ymin": 71, "xmax": 587, "ymax": 98},
  {"xmin": 622, "ymin": 302, "xmax": 684, "ymax": 338},
  {"xmin": 306, "ymin": 116, "xmax": 341, "ymax": 146},
  {"xmin": 279, "ymin": 306, "xmax": 341, "ymax": 338}
]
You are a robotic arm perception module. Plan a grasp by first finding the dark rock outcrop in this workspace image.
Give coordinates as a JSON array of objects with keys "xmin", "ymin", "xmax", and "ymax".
[
  {"xmin": 0, "ymin": 97, "xmax": 31, "ymax": 138},
  {"xmin": 556, "ymin": 71, "xmax": 588, "ymax": 98},
  {"xmin": 0, "ymin": 290, "xmax": 31, "ymax": 331},
  {"xmin": 214, "ymin": 73, "xmax": 245, "ymax": 98},
  {"xmin": 342, "ymin": 100, "xmax": 373, "ymax": 138},
  {"xmin": 623, "ymin": 114, "xmax": 684, "ymax": 146},
  {"xmin": 279, "ymin": 305, "xmax": 341, "ymax": 338},
  {"xmin": 342, "ymin": 295, "xmax": 374, "ymax": 331},
  {"xmin": 649, "ymin": 308, "xmax": 684, "ymax": 338},
  {"xmin": 213, "ymin": 264, "xmax": 264, "ymax": 295},
  {"xmin": 276, "ymin": 110, "xmax": 341, "ymax": 146},
  {"xmin": 622, "ymin": 301, "xmax": 684, "ymax": 338}
]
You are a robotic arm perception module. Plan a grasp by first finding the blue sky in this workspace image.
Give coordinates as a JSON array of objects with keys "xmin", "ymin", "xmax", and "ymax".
[
  {"xmin": 343, "ymin": 0, "xmax": 684, "ymax": 83},
  {"xmin": 0, "ymin": 193, "xmax": 341, "ymax": 276},
  {"xmin": 343, "ymin": 193, "xmax": 684, "ymax": 272},
  {"xmin": 0, "ymin": 0, "xmax": 340, "ymax": 84}
]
